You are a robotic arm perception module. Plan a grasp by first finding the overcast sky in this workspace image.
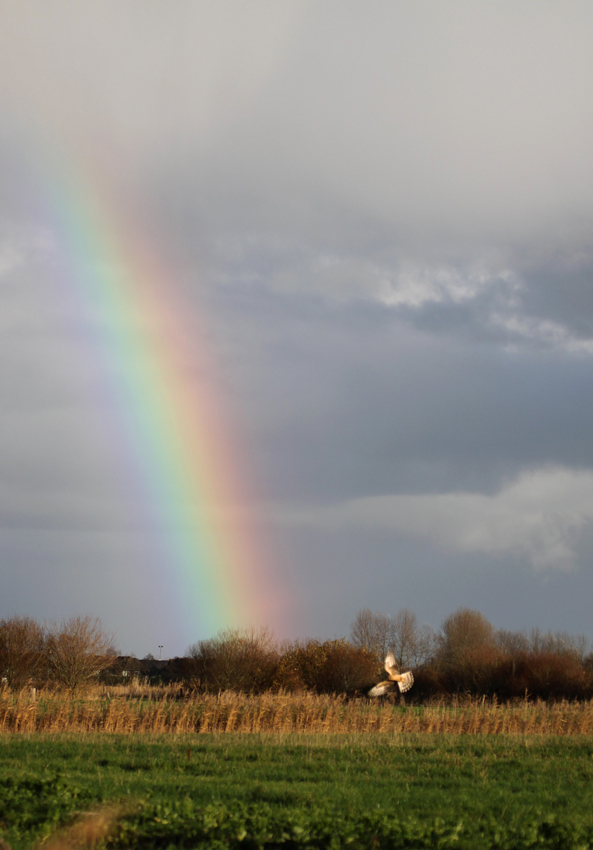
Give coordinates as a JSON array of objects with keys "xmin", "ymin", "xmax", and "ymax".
[{"xmin": 2, "ymin": 2, "xmax": 593, "ymax": 656}]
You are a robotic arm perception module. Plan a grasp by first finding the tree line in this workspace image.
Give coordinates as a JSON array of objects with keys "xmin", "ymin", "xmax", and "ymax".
[
  {"xmin": 2, "ymin": 609, "xmax": 593, "ymax": 700},
  {"xmin": 350, "ymin": 607, "xmax": 593, "ymax": 701}
]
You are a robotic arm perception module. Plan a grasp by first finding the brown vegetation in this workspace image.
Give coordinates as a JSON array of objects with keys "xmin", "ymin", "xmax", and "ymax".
[
  {"xmin": 45, "ymin": 617, "xmax": 118, "ymax": 692},
  {"xmin": 0, "ymin": 615, "xmax": 116, "ymax": 692},
  {"xmin": 352, "ymin": 606, "xmax": 593, "ymax": 702},
  {"xmin": 2, "ymin": 608, "xmax": 592, "ymax": 703},
  {"xmin": 186, "ymin": 632, "xmax": 380, "ymax": 696},
  {"xmin": 0, "ymin": 616, "xmax": 45, "ymax": 688},
  {"xmin": 350, "ymin": 608, "xmax": 434, "ymax": 668},
  {"xmin": 2, "ymin": 604, "xmax": 593, "ymax": 735},
  {"xmin": 186, "ymin": 627, "xmax": 279, "ymax": 693},
  {"xmin": 2, "ymin": 685, "xmax": 593, "ymax": 734},
  {"xmin": 274, "ymin": 639, "xmax": 378, "ymax": 694}
]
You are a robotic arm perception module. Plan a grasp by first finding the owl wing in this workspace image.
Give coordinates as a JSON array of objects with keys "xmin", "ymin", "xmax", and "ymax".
[
  {"xmin": 397, "ymin": 671, "xmax": 414, "ymax": 693},
  {"xmin": 368, "ymin": 680, "xmax": 397, "ymax": 698}
]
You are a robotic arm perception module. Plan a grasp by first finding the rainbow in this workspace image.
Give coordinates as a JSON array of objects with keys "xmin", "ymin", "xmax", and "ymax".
[{"xmin": 31, "ymin": 153, "xmax": 285, "ymax": 640}]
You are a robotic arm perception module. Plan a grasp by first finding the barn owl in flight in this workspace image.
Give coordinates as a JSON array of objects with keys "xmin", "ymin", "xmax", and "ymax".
[{"xmin": 368, "ymin": 652, "xmax": 414, "ymax": 697}]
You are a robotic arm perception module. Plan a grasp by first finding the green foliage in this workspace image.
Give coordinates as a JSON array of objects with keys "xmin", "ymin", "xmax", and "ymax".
[
  {"xmin": 0, "ymin": 773, "xmax": 94, "ymax": 846},
  {"xmin": 115, "ymin": 799, "xmax": 465, "ymax": 849},
  {"xmin": 2, "ymin": 735, "xmax": 593, "ymax": 848}
]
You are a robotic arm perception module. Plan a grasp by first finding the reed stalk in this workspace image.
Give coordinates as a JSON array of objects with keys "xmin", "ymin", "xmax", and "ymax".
[{"xmin": 3, "ymin": 686, "xmax": 593, "ymax": 734}]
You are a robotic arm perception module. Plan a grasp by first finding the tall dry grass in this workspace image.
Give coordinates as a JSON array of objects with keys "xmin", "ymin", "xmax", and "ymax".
[{"xmin": 2, "ymin": 685, "xmax": 593, "ymax": 734}]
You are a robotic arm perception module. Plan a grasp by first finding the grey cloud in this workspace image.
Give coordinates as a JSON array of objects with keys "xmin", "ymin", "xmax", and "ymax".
[
  {"xmin": 279, "ymin": 467, "xmax": 593, "ymax": 572},
  {"xmin": 3, "ymin": 3, "xmax": 593, "ymax": 648},
  {"xmin": 519, "ymin": 262, "xmax": 593, "ymax": 339},
  {"xmin": 201, "ymin": 281, "xmax": 593, "ymax": 502},
  {"xmin": 13, "ymin": 0, "xmax": 584, "ymax": 261}
]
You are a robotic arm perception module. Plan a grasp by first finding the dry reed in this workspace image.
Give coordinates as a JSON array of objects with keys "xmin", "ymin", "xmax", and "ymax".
[{"xmin": 2, "ymin": 685, "xmax": 593, "ymax": 735}]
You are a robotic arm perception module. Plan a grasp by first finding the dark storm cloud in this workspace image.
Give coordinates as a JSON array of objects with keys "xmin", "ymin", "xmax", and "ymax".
[
  {"xmin": 199, "ymin": 281, "xmax": 593, "ymax": 502},
  {"xmin": 519, "ymin": 261, "xmax": 593, "ymax": 340}
]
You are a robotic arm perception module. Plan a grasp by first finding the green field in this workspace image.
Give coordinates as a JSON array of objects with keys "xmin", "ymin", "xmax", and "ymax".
[{"xmin": 2, "ymin": 734, "xmax": 593, "ymax": 849}]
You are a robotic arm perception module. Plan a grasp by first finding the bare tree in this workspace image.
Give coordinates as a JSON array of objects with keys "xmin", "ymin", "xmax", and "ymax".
[
  {"xmin": 0, "ymin": 616, "xmax": 45, "ymax": 688},
  {"xmin": 350, "ymin": 609, "xmax": 376, "ymax": 653},
  {"xmin": 350, "ymin": 609, "xmax": 392, "ymax": 661},
  {"xmin": 45, "ymin": 616, "xmax": 117, "ymax": 691},
  {"xmin": 390, "ymin": 609, "xmax": 420, "ymax": 669},
  {"xmin": 351, "ymin": 608, "xmax": 435, "ymax": 668},
  {"xmin": 529, "ymin": 628, "xmax": 589, "ymax": 660},
  {"xmin": 495, "ymin": 628, "xmax": 530, "ymax": 657},
  {"xmin": 414, "ymin": 623, "xmax": 438, "ymax": 667}
]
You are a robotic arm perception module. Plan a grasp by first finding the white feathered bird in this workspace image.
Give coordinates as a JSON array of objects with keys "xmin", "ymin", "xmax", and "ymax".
[{"xmin": 368, "ymin": 652, "xmax": 414, "ymax": 697}]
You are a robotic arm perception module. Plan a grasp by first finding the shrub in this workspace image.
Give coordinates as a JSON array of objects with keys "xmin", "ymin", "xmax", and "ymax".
[
  {"xmin": 275, "ymin": 639, "xmax": 378, "ymax": 696},
  {"xmin": 512, "ymin": 651, "xmax": 592, "ymax": 701},
  {"xmin": 187, "ymin": 627, "xmax": 279, "ymax": 693},
  {"xmin": 439, "ymin": 608, "xmax": 495, "ymax": 667}
]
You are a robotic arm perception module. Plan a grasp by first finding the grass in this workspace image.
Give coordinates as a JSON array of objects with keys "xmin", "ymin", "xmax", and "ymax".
[
  {"xmin": 2, "ymin": 733, "xmax": 593, "ymax": 848},
  {"xmin": 3, "ymin": 685, "xmax": 593, "ymax": 734}
]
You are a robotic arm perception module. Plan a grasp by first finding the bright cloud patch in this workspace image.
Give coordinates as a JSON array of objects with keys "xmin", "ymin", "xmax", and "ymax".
[
  {"xmin": 376, "ymin": 264, "xmax": 518, "ymax": 309},
  {"xmin": 491, "ymin": 312, "xmax": 593, "ymax": 355},
  {"xmin": 280, "ymin": 467, "xmax": 593, "ymax": 571}
]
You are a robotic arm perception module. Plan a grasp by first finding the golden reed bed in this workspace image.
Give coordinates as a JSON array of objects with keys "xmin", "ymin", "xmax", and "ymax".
[{"xmin": 2, "ymin": 686, "xmax": 593, "ymax": 735}]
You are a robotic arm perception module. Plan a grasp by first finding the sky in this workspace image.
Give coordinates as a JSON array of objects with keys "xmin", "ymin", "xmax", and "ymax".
[{"xmin": 2, "ymin": 2, "xmax": 593, "ymax": 657}]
